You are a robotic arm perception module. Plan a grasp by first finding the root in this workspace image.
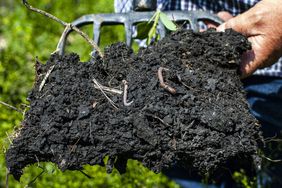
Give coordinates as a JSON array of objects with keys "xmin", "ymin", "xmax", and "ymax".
[{"xmin": 93, "ymin": 79, "xmax": 119, "ymax": 110}]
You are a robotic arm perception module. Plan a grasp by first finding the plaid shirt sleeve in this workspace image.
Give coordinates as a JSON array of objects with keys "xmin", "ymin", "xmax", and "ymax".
[{"xmin": 114, "ymin": 0, "xmax": 282, "ymax": 77}]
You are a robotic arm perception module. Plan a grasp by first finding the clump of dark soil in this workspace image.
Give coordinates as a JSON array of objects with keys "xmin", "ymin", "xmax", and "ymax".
[{"xmin": 6, "ymin": 29, "xmax": 263, "ymax": 181}]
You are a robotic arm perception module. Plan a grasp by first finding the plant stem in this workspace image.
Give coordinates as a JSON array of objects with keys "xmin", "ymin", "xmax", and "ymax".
[
  {"xmin": 39, "ymin": 65, "xmax": 55, "ymax": 92},
  {"xmin": 0, "ymin": 101, "xmax": 22, "ymax": 113},
  {"xmin": 22, "ymin": 0, "xmax": 103, "ymax": 58}
]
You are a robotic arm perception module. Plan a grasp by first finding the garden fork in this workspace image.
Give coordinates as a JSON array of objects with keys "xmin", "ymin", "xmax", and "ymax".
[{"xmin": 56, "ymin": 0, "xmax": 223, "ymax": 56}]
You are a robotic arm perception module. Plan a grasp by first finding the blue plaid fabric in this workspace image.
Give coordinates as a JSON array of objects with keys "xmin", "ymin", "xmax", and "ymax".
[{"xmin": 114, "ymin": 0, "xmax": 282, "ymax": 77}]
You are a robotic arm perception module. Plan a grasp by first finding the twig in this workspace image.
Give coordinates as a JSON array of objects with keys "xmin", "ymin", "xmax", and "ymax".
[
  {"xmin": 176, "ymin": 74, "xmax": 193, "ymax": 90},
  {"xmin": 262, "ymin": 155, "xmax": 282, "ymax": 163},
  {"xmin": 265, "ymin": 138, "xmax": 282, "ymax": 143},
  {"xmin": 264, "ymin": 134, "xmax": 279, "ymax": 142},
  {"xmin": 93, "ymin": 79, "xmax": 119, "ymax": 110},
  {"xmin": 89, "ymin": 122, "xmax": 93, "ymax": 142},
  {"xmin": 122, "ymin": 80, "xmax": 134, "ymax": 106},
  {"xmin": 5, "ymin": 169, "xmax": 9, "ymax": 188},
  {"xmin": 70, "ymin": 137, "xmax": 81, "ymax": 153},
  {"xmin": 0, "ymin": 101, "xmax": 22, "ymax": 113},
  {"xmin": 34, "ymin": 155, "xmax": 40, "ymax": 167},
  {"xmin": 5, "ymin": 132, "xmax": 12, "ymax": 145},
  {"xmin": 27, "ymin": 168, "xmax": 45, "ymax": 186},
  {"xmin": 39, "ymin": 65, "xmax": 55, "ymax": 92},
  {"xmin": 22, "ymin": 0, "xmax": 103, "ymax": 58},
  {"xmin": 54, "ymin": 24, "xmax": 71, "ymax": 54},
  {"xmin": 145, "ymin": 113, "xmax": 169, "ymax": 127},
  {"xmin": 157, "ymin": 67, "xmax": 177, "ymax": 94},
  {"xmin": 93, "ymin": 85, "xmax": 122, "ymax": 95},
  {"xmin": 79, "ymin": 170, "xmax": 93, "ymax": 179}
]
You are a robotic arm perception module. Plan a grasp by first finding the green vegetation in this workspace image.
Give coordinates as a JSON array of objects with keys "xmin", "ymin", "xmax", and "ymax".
[
  {"xmin": 135, "ymin": 10, "xmax": 177, "ymax": 45},
  {"xmin": 233, "ymin": 170, "xmax": 257, "ymax": 188},
  {"xmin": 0, "ymin": 1, "xmax": 178, "ymax": 187}
]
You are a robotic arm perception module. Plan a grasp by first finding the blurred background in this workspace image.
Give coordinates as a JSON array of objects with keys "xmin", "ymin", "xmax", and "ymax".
[{"xmin": 0, "ymin": 0, "xmax": 178, "ymax": 187}]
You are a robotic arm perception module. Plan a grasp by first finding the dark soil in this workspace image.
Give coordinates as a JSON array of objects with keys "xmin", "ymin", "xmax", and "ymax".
[{"xmin": 6, "ymin": 29, "xmax": 263, "ymax": 181}]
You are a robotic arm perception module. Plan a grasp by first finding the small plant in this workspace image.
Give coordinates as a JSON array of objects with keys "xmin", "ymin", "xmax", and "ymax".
[
  {"xmin": 233, "ymin": 170, "xmax": 257, "ymax": 188},
  {"xmin": 135, "ymin": 10, "xmax": 177, "ymax": 45}
]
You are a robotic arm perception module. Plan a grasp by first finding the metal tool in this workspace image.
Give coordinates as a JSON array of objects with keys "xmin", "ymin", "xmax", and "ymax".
[{"xmin": 56, "ymin": 0, "xmax": 223, "ymax": 56}]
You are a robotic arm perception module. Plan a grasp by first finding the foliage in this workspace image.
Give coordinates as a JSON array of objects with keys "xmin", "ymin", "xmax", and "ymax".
[
  {"xmin": 135, "ymin": 10, "xmax": 177, "ymax": 45},
  {"xmin": 0, "ymin": 0, "xmax": 178, "ymax": 187},
  {"xmin": 233, "ymin": 170, "xmax": 257, "ymax": 188}
]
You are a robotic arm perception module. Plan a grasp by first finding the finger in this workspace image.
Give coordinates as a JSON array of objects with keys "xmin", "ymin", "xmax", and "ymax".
[
  {"xmin": 217, "ymin": 14, "xmax": 252, "ymax": 36},
  {"xmin": 202, "ymin": 11, "xmax": 234, "ymax": 30},
  {"xmin": 206, "ymin": 22, "xmax": 217, "ymax": 29},
  {"xmin": 202, "ymin": 20, "xmax": 218, "ymax": 29},
  {"xmin": 241, "ymin": 34, "xmax": 281, "ymax": 79},
  {"xmin": 240, "ymin": 51, "xmax": 274, "ymax": 79},
  {"xmin": 240, "ymin": 36, "xmax": 265, "ymax": 78},
  {"xmin": 217, "ymin": 11, "xmax": 233, "ymax": 22},
  {"xmin": 240, "ymin": 50, "xmax": 256, "ymax": 79}
]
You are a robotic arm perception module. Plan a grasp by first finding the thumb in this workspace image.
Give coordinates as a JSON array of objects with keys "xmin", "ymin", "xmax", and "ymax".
[
  {"xmin": 217, "ymin": 14, "xmax": 252, "ymax": 36},
  {"xmin": 203, "ymin": 11, "xmax": 234, "ymax": 29},
  {"xmin": 217, "ymin": 11, "xmax": 233, "ymax": 22}
]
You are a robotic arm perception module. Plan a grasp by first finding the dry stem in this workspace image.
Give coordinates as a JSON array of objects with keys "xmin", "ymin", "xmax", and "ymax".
[
  {"xmin": 27, "ymin": 167, "xmax": 45, "ymax": 186},
  {"xmin": 23, "ymin": 0, "xmax": 103, "ymax": 58},
  {"xmin": 0, "ymin": 101, "xmax": 22, "ymax": 113},
  {"xmin": 176, "ymin": 74, "xmax": 193, "ymax": 90},
  {"xmin": 93, "ymin": 85, "xmax": 122, "ymax": 95},
  {"xmin": 5, "ymin": 132, "xmax": 12, "ymax": 145},
  {"xmin": 262, "ymin": 155, "xmax": 282, "ymax": 163},
  {"xmin": 93, "ymin": 79, "xmax": 119, "ymax": 110},
  {"xmin": 39, "ymin": 65, "xmax": 55, "ymax": 92},
  {"xmin": 79, "ymin": 170, "xmax": 93, "ymax": 179},
  {"xmin": 157, "ymin": 67, "xmax": 177, "ymax": 94},
  {"xmin": 5, "ymin": 169, "xmax": 9, "ymax": 188}
]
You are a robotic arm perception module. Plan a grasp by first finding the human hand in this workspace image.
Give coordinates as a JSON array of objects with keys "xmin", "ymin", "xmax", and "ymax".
[{"xmin": 217, "ymin": 0, "xmax": 282, "ymax": 78}]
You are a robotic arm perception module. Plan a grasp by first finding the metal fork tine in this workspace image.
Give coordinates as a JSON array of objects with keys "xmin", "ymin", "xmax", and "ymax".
[
  {"xmin": 124, "ymin": 22, "xmax": 133, "ymax": 46},
  {"xmin": 190, "ymin": 19, "xmax": 199, "ymax": 32},
  {"xmin": 157, "ymin": 22, "xmax": 166, "ymax": 39},
  {"xmin": 56, "ymin": 11, "xmax": 223, "ymax": 56},
  {"xmin": 94, "ymin": 22, "xmax": 101, "ymax": 46}
]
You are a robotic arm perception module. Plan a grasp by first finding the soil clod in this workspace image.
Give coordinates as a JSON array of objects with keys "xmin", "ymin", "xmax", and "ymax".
[{"xmin": 6, "ymin": 29, "xmax": 263, "ymax": 181}]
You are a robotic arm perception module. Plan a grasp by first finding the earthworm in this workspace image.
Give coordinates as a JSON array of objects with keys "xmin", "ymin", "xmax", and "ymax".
[
  {"xmin": 122, "ymin": 80, "xmax": 134, "ymax": 106},
  {"xmin": 157, "ymin": 67, "xmax": 177, "ymax": 94}
]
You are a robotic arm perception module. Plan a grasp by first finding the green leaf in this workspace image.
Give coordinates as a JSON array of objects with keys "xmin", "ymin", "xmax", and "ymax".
[
  {"xmin": 147, "ymin": 26, "xmax": 156, "ymax": 45},
  {"xmin": 45, "ymin": 163, "xmax": 56, "ymax": 174},
  {"xmin": 135, "ymin": 22, "xmax": 154, "ymax": 40},
  {"xmin": 146, "ymin": 10, "xmax": 160, "ymax": 45},
  {"xmin": 148, "ymin": 11, "xmax": 158, "ymax": 23},
  {"xmin": 160, "ymin": 12, "xmax": 177, "ymax": 31}
]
